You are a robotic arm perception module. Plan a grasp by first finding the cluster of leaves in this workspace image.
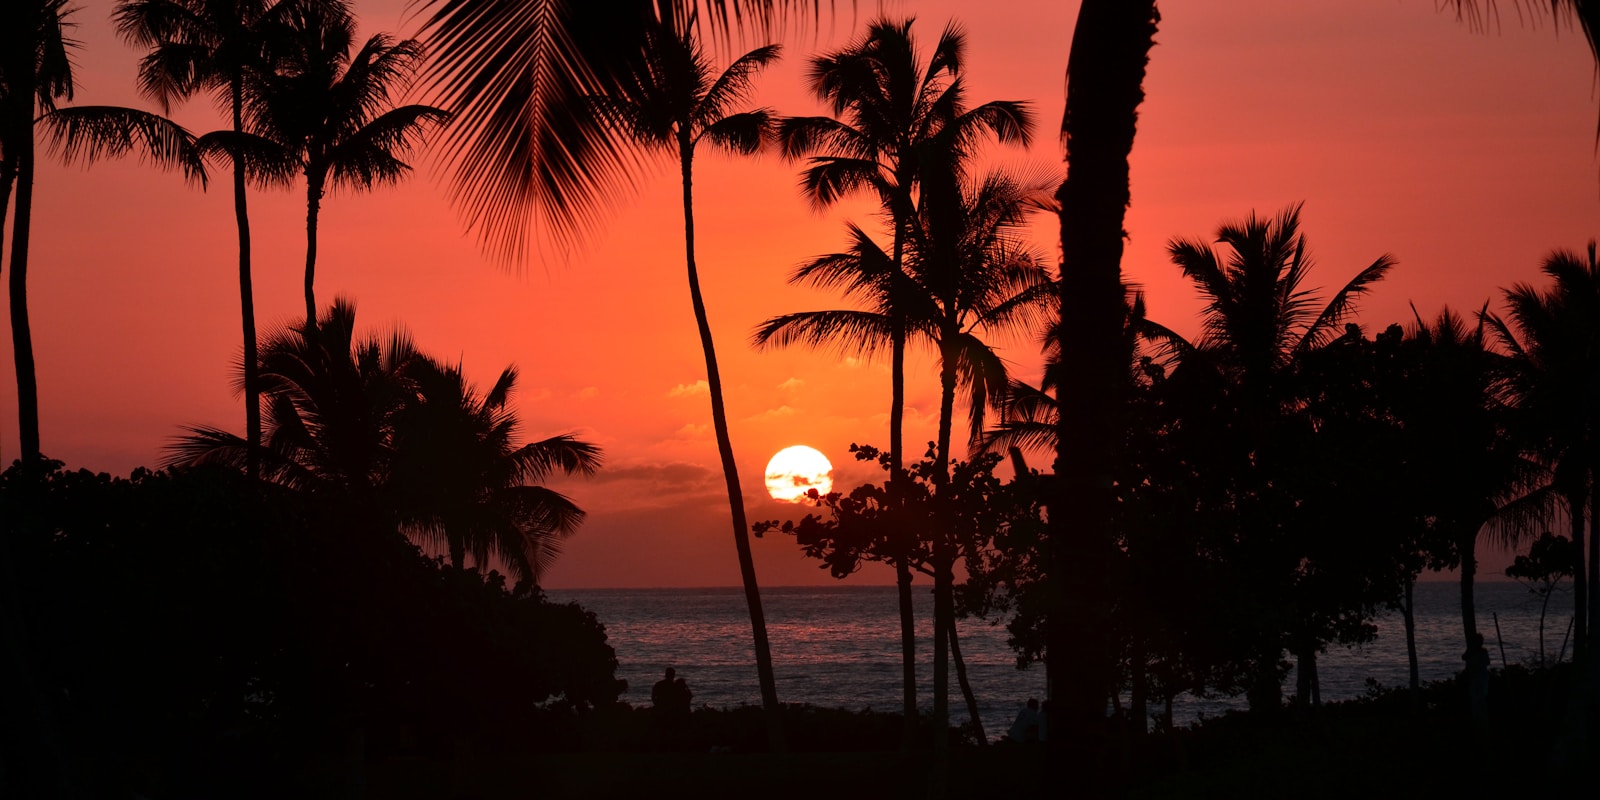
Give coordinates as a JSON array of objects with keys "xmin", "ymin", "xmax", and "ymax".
[{"xmin": 0, "ymin": 460, "xmax": 622, "ymax": 797}]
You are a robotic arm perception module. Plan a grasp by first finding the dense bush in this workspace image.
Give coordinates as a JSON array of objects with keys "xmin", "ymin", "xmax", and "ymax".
[{"xmin": 0, "ymin": 460, "xmax": 622, "ymax": 797}]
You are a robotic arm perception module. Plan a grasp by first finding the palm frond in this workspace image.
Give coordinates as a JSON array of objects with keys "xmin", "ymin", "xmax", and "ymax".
[{"xmin": 42, "ymin": 104, "xmax": 207, "ymax": 186}]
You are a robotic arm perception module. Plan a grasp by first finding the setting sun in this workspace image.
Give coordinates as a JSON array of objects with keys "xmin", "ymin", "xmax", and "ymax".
[{"xmin": 764, "ymin": 445, "xmax": 834, "ymax": 502}]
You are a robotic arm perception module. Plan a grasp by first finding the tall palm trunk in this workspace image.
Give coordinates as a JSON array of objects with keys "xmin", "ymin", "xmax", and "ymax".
[
  {"xmin": 1459, "ymin": 527, "xmax": 1479, "ymax": 650},
  {"xmin": 677, "ymin": 142, "xmax": 783, "ymax": 751},
  {"xmin": 1050, "ymin": 0, "xmax": 1159, "ymax": 758},
  {"xmin": 888, "ymin": 220, "xmax": 917, "ymax": 750},
  {"xmin": 304, "ymin": 174, "xmax": 324, "ymax": 331},
  {"xmin": 8, "ymin": 107, "xmax": 41, "ymax": 463},
  {"xmin": 232, "ymin": 78, "xmax": 261, "ymax": 482},
  {"xmin": 1568, "ymin": 488, "xmax": 1587, "ymax": 665},
  {"xmin": 931, "ymin": 323, "xmax": 960, "ymax": 754}
]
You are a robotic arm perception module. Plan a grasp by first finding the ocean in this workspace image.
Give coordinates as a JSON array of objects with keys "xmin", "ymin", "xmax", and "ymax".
[{"xmin": 547, "ymin": 581, "xmax": 1571, "ymax": 731}]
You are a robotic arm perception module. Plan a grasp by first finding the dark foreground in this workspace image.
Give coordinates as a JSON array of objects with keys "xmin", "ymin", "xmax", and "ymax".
[{"xmin": 361, "ymin": 671, "xmax": 1594, "ymax": 800}]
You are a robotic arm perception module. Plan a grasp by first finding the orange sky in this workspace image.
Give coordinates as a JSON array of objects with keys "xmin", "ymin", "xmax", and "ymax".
[{"xmin": 4, "ymin": 0, "xmax": 1597, "ymax": 588}]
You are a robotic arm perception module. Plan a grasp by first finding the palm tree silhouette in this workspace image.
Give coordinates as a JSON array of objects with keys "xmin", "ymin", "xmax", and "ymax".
[
  {"xmin": 1488, "ymin": 242, "xmax": 1600, "ymax": 665},
  {"xmin": 247, "ymin": 4, "xmax": 447, "ymax": 331},
  {"xmin": 171, "ymin": 300, "xmax": 601, "ymax": 578},
  {"xmin": 1399, "ymin": 306, "xmax": 1534, "ymax": 668},
  {"xmin": 910, "ymin": 168, "xmax": 1053, "ymax": 744},
  {"xmin": 116, "ymin": 0, "xmax": 340, "ymax": 478},
  {"xmin": 773, "ymin": 17, "xmax": 1031, "ymax": 744},
  {"xmin": 3, "ymin": 0, "xmax": 204, "ymax": 465},
  {"xmin": 391, "ymin": 355, "xmax": 600, "ymax": 583},
  {"xmin": 1153, "ymin": 204, "xmax": 1394, "ymax": 709},
  {"xmin": 1047, "ymin": 0, "xmax": 1159, "ymax": 752},
  {"xmin": 584, "ymin": 15, "xmax": 787, "ymax": 747},
  {"xmin": 418, "ymin": 1, "xmax": 817, "ymax": 260}
]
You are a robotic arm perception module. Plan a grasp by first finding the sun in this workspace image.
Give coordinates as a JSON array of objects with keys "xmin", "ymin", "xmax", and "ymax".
[{"xmin": 764, "ymin": 445, "xmax": 834, "ymax": 502}]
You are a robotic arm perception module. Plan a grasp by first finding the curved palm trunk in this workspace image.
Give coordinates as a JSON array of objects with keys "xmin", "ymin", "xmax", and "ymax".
[
  {"xmin": 678, "ymin": 144, "xmax": 783, "ymax": 751},
  {"xmin": 304, "ymin": 174, "xmax": 324, "ymax": 331},
  {"xmin": 947, "ymin": 611, "xmax": 985, "ymax": 743},
  {"xmin": 889, "ymin": 229, "xmax": 917, "ymax": 750},
  {"xmin": 232, "ymin": 78, "xmax": 261, "ymax": 482},
  {"xmin": 8, "ymin": 114, "xmax": 41, "ymax": 463},
  {"xmin": 1051, "ymin": 0, "xmax": 1159, "ymax": 759}
]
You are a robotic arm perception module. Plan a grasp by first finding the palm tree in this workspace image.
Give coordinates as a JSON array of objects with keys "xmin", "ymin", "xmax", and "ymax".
[
  {"xmin": 1399, "ymin": 306, "xmax": 1536, "ymax": 680},
  {"xmin": 171, "ymin": 300, "xmax": 601, "ymax": 575},
  {"xmin": 3, "ymin": 0, "xmax": 205, "ymax": 465},
  {"xmin": 390, "ymin": 354, "xmax": 600, "ymax": 583},
  {"xmin": 116, "ymin": 0, "xmax": 345, "ymax": 479},
  {"xmin": 418, "ymin": 1, "xmax": 820, "ymax": 259},
  {"xmin": 913, "ymin": 168, "xmax": 1052, "ymax": 745},
  {"xmin": 1152, "ymin": 204, "xmax": 1394, "ymax": 710},
  {"xmin": 584, "ymin": 15, "xmax": 787, "ymax": 747},
  {"xmin": 1489, "ymin": 243, "xmax": 1600, "ymax": 665},
  {"xmin": 1041, "ymin": 0, "xmax": 1161, "ymax": 756},
  {"xmin": 247, "ymin": 4, "xmax": 447, "ymax": 330},
  {"xmin": 774, "ymin": 17, "xmax": 1030, "ymax": 745}
]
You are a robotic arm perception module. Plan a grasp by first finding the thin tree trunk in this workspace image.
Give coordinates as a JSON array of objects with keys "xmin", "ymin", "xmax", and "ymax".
[
  {"xmin": 931, "ymin": 335, "xmax": 960, "ymax": 763},
  {"xmin": 1131, "ymin": 642, "xmax": 1148, "ymax": 735},
  {"xmin": 9, "ymin": 116, "xmax": 40, "ymax": 463},
  {"xmin": 1051, "ymin": 0, "xmax": 1159, "ymax": 762},
  {"xmin": 679, "ymin": 147, "xmax": 783, "ymax": 751},
  {"xmin": 1403, "ymin": 575, "xmax": 1420, "ymax": 709},
  {"xmin": 947, "ymin": 612, "xmax": 984, "ymax": 744},
  {"xmin": 1568, "ymin": 490, "xmax": 1587, "ymax": 666},
  {"xmin": 1460, "ymin": 528, "xmax": 1478, "ymax": 650},
  {"xmin": 232, "ymin": 78, "xmax": 261, "ymax": 482},
  {"xmin": 1588, "ymin": 472, "xmax": 1597, "ymax": 694},
  {"xmin": 888, "ymin": 222, "xmax": 917, "ymax": 750},
  {"xmin": 896, "ymin": 560, "xmax": 917, "ymax": 750},
  {"xmin": 304, "ymin": 177, "xmax": 322, "ymax": 331}
]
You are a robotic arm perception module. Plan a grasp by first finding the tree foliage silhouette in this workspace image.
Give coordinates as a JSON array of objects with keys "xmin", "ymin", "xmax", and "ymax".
[
  {"xmin": 246, "ymin": 3, "xmax": 446, "ymax": 330},
  {"xmin": 170, "ymin": 299, "xmax": 600, "ymax": 582},
  {"xmin": 584, "ymin": 14, "xmax": 787, "ymax": 748}
]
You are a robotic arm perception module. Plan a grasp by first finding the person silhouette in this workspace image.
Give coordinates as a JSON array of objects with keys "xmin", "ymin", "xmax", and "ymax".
[
  {"xmin": 1463, "ymin": 632, "xmax": 1490, "ymax": 736},
  {"xmin": 651, "ymin": 667, "xmax": 691, "ymax": 749},
  {"xmin": 1008, "ymin": 698, "xmax": 1043, "ymax": 743}
]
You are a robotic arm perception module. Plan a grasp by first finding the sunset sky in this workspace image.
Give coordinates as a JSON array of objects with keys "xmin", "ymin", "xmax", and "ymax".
[{"xmin": 5, "ymin": 0, "xmax": 1598, "ymax": 588}]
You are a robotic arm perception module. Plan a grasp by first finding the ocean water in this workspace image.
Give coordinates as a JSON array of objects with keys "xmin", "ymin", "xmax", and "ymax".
[{"xmin": 547, "ymin": 581, "xmax": 1572, "ymax": 731}]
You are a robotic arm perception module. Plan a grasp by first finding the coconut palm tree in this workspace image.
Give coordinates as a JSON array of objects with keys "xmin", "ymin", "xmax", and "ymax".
[
  {"xmin": 773, "ymin": 18, "xmax": 1030, "ymax": 745},
  {"xmin": 171, "ymin": 300, "xmax": 601, "ymax": 576},
  {"xmin": 390, "ymin": 354, "xmax": 600, "ymax": 583},
  {"xmin": 912, "ymin": 168, "xmax": 1052, "ymax": 743},
  {"xmin": 1401, "ymin": 306, "xmax": 1537, "ymax": 658},
  {"xmin": 116, "ymin": 0, "xmax": 346, "ymax": 479},
  {"xmin": 583, "ymin": 15, "xmax": 787, "ymax": 746},
  {"xmin": 247, "ymin": 3, "xmax": 447, "ymax": 331},
  {"xmin": 1046, "ymin": 0, "xmax": 1159, "ymax": 757},
  {"xmin": 1489, "ymin": 243, "xmax": 1600, "ymax": 664},
  {"xmin": 3, "ymin": 0, "xmax": 205, "ymax": 465},
  {"xmin": 1152, "ymin": 204, "xmax": 1394, "ymax": 709}
]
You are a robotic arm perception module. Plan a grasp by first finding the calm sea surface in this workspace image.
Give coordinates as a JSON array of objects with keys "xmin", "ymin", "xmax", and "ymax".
[{"xmin": 547, "ymin": 581, "xmax": 1570, "ymax": 730}]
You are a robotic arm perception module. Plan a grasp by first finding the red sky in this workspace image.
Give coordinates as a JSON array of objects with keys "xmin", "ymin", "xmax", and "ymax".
[{"xmin": 4, "ymin": 0, "xmax": 1597, "ymax": 588}]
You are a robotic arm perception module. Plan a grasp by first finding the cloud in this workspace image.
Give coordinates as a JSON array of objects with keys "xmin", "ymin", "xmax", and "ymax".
[
  {"xmin": 581, "ymin": 460, "xmax": 724, "ymax": 511},
  {"xmin": 524, "ymin": 388, "xmax": 552, "ymax": 402},
  {"xmin": 777, "ymin": 377, "xmax": 805, "ymax": 391},
  {"xmin": 573, "ymin": 386, "xmax": 600, "ymax": 400},
  {"xmin": 590, "ymin": 461, "xmax": 716, "ymax": 486},
  {"xmin": 668, "ymin": 380, "xmax": 709, "ymax": 398},
  {"xmin": 674, "ymin": 422, "xmax": 709, "ymax": 439},
  {"xmin": 746, "ymin": 405, "xmax": 797, "ymax": 422}
]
